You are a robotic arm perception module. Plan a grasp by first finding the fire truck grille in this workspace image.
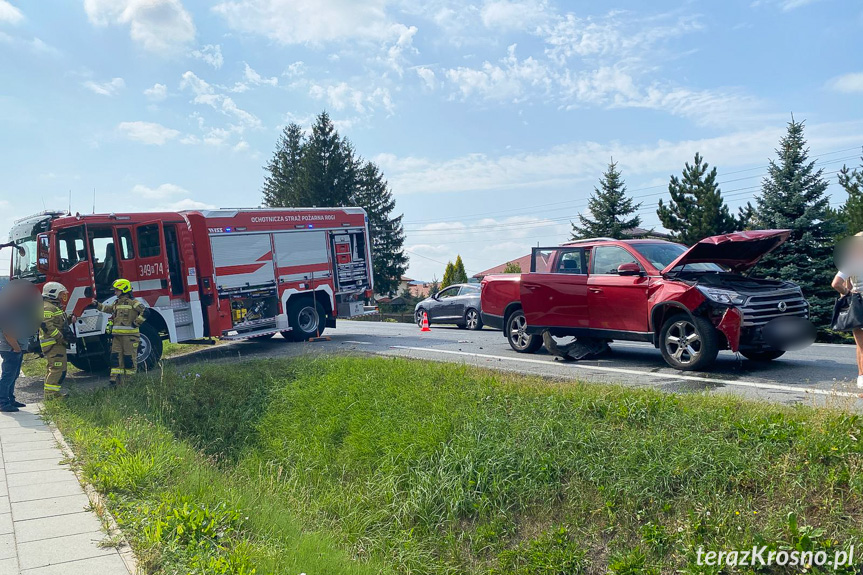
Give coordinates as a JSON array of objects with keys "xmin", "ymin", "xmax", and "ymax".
[{"xmin": 739, "ymin": 289, "xmax": 808, "ymax": 327}]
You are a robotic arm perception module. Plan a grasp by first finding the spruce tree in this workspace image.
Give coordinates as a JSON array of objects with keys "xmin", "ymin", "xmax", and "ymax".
[
  {"xmin": 297, "ymin": 112, "xmax": 358, "ymax": 206},
  {"xmin": 353, "ymin": 162, "xmax": 408, "ymax": 296},
  {"xmin": 751, "ymin": 118, "xmax": 844, "ymax": 328},
  {"xmin": 453, "ymin": 255, "xmax": 468, "ymax": 284},
  {"xmin": 571, "ymin": 160, "xmax": 641, "ymax": 240},
  {"xmin": 261, "ymin": 111, "xmax": 409, "ymax": 296},
  {"xmin": 262, "ymin": 123, "xmax": 305, "ymax": 207},
  {"xmin": 441, "ymin": 262, "xmax": 455, "ymax": 289},
  {"xmin": 838, "ymin": 154, "xmax": 863, "ymax": 235},
  {"xmin": 657, "ymin": 153, "xmax": 741, "ymax": 246}
]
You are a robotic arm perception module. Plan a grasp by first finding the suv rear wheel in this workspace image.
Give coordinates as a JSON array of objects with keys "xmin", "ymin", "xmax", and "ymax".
[
  {"xmin": 659, "ymin": 315, "xmax": 719, "ymax": 371},
  {"xmin": 507, "ymin": 309, "xmax": 542, "ymax": 353}
]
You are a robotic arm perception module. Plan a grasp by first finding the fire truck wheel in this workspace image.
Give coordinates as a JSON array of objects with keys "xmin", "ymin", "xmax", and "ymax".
[
  {"xmin": 137, "ymin": 323, "xmax": 163, "ymax": 371},
  {"xmin": 288, "ymin": 299, "xmax": 326, "ymax": 341}
]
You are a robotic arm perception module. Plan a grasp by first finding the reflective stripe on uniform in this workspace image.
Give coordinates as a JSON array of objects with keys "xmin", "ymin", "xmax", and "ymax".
[
  {"xmin": 112, "ymin": 327, "xmax": 139, "ymax": 334},
  {"xmin": 44, "ymin": 384, "xmax": 61, "ymax": 392},
  {"xmin": 40, "ymin": 339, "xmax": 56, "ymax": 349}
]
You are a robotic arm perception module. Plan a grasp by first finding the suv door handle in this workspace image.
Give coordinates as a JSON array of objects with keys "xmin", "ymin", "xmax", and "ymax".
[{"xmin": 588, "ymin": 287, "xmax": 602, "ymax": 293}]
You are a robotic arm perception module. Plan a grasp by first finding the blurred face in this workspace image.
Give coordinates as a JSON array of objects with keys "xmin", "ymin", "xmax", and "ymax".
[
  {"xmin": 58, "ymin": 290, "xmax": 69, "ymax": 305},
  {"xmin": 114, "ymin": 288, "xmax": 122, "ymax": 297},
  {"xmin": 837, "ymin": 236, "xmax": 863, "ymax": 275}
]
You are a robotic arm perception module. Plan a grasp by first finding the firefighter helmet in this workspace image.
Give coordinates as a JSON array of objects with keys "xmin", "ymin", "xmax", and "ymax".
[
  {"xmin": 42, "ymin": 282, "xmax": 68, "ymax": 300},
  {"xmin": 112, "ymin": 279, "xmax": 133, "ymax": 294}
]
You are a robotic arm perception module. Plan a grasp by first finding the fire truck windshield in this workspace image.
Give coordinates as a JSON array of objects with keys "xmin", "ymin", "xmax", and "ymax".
[
  {"xmin": 8, "ymin": 214, "xmax": 55, "ymax": 280},
  {"xmin": 11, "ymin": 236, "xmax": 37, "ymax": 279}
]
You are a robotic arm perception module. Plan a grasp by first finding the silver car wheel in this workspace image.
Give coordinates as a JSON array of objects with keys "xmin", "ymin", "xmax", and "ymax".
[
  {"xmin": 664, "ymin": 320, "xmax": 702, "ymax": 365},
  {"xmin": 509, "ymin": 313, "xmax": 531, "ymax": 350},
  {"xmin": 297, "ymin": 305, "xmax": 319, "ymax": 333},
  {"xmin": 466, "ymin": 309, "xmax": 479, "ymax": 330}
]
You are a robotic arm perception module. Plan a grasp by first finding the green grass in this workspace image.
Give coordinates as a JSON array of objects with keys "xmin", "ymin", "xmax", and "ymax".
[{"xmin": 45, "ymin": 356, "xmax": 863, "ymax": 574}]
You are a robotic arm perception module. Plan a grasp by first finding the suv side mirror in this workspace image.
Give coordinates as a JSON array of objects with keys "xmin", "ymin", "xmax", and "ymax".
[{"xmin": 617, "ymin": 262, "xmax": 642, "ymax": 276}]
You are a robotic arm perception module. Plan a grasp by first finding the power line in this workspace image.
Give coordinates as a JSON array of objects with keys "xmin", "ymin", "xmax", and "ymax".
[
  {"xmin": 402, "ymin": 146, "xmax": 862, "ymax": 228},
  {"xmin": 403, "ymin": 164, "xmax": 853, "ymax": 237}
]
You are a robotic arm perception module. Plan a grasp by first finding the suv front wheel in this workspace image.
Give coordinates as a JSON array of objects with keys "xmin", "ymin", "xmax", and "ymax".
[{"xmin": 659, "ymin": 315, "xmax": 719, "ymax": 371}]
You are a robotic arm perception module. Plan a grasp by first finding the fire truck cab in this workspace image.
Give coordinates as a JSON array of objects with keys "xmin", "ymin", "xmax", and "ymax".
[{"xmin": 7, "ymin": 207, "xmax": 374, "ymax": 371}]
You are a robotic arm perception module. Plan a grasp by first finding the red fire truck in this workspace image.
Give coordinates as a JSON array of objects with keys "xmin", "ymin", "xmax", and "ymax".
[{"xmin": 6, "ymin": 208, "xmax": 374, "ymax": 371}]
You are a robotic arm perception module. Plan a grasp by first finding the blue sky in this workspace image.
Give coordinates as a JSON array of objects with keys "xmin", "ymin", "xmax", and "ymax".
[{"xmin": 1, "ymin": 0, "xmax": 862, "ymax": 281}]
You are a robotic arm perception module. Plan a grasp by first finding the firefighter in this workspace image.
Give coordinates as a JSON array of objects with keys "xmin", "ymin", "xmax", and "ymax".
[
  {"xmin": 93, "ymin": 279, "xmax": 146, "ymax": 386},
  {"xmin": 40, "ymin": 282, "xmax": 73, "ymax": 399}
]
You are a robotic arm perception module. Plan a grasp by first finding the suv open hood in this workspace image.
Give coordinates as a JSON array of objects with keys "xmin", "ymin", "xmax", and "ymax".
[{"xmin": 661, "ymin": 229, "xmax": 791, "ymax": 275}]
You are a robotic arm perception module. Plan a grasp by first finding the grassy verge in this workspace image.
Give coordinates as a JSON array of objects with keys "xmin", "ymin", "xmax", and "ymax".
[{"xmin": 46, "ymin": 356, "xmax": 863, "ymax": 574}]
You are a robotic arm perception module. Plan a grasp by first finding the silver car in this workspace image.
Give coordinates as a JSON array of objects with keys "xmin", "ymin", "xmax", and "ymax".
[{"xmin": 415, "ymin": 283, "xmax": 483, "ymax": 330}]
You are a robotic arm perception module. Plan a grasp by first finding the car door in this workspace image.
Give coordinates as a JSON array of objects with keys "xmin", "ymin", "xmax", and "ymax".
[
  {"xmin": 587, "ymin": 245, "xmax": 650, "ymax": 335},
  {"xmin": 431, "ymin": 286, "xmax": 460, "ymax": 320},
  {"xmin": 520, "ymin": 247, "xmax": 589, "ymax": 330},
  {"xmin": 458, "ymin": 284, "xmax": 481, "ymax": 315}
]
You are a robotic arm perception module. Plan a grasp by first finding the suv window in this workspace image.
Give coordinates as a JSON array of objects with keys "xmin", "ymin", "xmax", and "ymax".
[
  {"xmin": 591, "ymin": 246, "xmax": 641, "ymax": 275},
  {"xmin": 556, "ymin": 249, "xmax": 586, "ymax": 274},
  {"xmin": 532, "ymin": 249, "xmax": 555, "ymax": 273},
  {"xmin": 458, "ymin": 285, "xmax": 479, "ymax": 295},
  {"xmin": 438, "ymin": 286, "xmax": 460, "ymax": 299}
]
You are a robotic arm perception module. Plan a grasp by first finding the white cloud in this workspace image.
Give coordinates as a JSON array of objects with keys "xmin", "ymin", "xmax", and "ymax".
[
  {"xmin": 151, "ymin": 198, "xmax": 217, "ymax": 211},
  {"xmin": 827, "ymin": 72, "xmax": 863, "ymax": 94},
  {"xmin": 445, "ymin": 44, "xmax": 550, "ymax": 102},
  {"xmin": 480, "ymin": 0, "xmax": 550, "ymax": 31},
  {"xmin": 0, "ymin": 1, "xmax": 23, "ymax": 25},
  {"xmin": 376, "ymin": 121, "xmax": 863, "ymax": 197},
  {"xmin": 283, "ymin": 61, "xmax": 305, "ymax": 78},
  {"xmin": 383, "ymin": 23, "xmax": 418, "ymax": 74},
  {"xmin": 415, "ymin": 66, "xmax": 437, "ymax": 90},
  {"xmin": 144, "ymin": 83, "xmax": 168, "ymax": 101},
  {"xmin": 191, "ymin": 44, "xmax": 223, "ymax": 69},
  {"xmin": 751, "ymin": 0, "xmax": 823, "ymax": 11},
  {"xmin": 212, "ymin": 0, "xmax": 394, "ymax": 44},
  {"xmin": 242, "ymin": 62, "xmax": 278, "ymax": 86},
  {"xmin": 179, "ymin": 70, "xmax": 262, "ymax": 129},
  {"xmin": 0, "ymin": 32, "xmax": 60, "ymax": 55},
  {"xmin": 308, "ymin": 82, "xmax": 394, "ymax": 114},
  {"xmin": 84, "ymin": 0, "xmax": 195, "ymax": 54},
  {"xmin": 131, "ymin": 183, "xmax": 189, "ymax": 199},
  {"xmin": 117, "ymin": 121, "xmax": 181, "ymax": 145},
  {"xmin": 83, "ymin": 77, "xmax": 126, "ymax": 96}
]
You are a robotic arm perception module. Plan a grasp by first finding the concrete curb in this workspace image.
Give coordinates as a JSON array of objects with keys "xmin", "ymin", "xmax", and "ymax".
[{"xmin": 40, "ymin": 403, "xmax": 139, "ymax": 575}]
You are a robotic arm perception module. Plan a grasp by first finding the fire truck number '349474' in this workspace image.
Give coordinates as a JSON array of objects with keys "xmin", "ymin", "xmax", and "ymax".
[{"xmin": 7, "ymin": 207, "xmax": 376, "ymax": 372}]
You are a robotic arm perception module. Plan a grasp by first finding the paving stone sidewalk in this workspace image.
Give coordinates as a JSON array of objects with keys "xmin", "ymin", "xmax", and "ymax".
[{"xmin": 0, "ymin": 405, "xmax": 132, "ymax": 575}]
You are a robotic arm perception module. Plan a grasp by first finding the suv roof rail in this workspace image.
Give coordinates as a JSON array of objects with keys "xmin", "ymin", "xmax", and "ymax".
[{"xmin": 562, "ymin": 237, "xmax": 616, "ymax": 245}]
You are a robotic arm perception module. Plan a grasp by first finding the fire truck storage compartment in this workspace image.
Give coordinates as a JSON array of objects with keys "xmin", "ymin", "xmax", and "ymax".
[
  {"xmin": 228, "ymin": 290, "xmax": 279, "ymax": 332},
  {"xmin": 210, "ymin": 233, "xmax": 275, "ymax": 291},
  {"xmin": 272, "ymin": 230, "xmax": 330, "ymax": 282},
  {"xmin": 330, "ymin": 229, "xmax": 369, "ymax": 292}
]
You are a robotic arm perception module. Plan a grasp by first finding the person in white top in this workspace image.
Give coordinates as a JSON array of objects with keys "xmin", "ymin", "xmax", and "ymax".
[{"xmin": 832, "ymin": 231, "xmax": 863, "ymax": 388}]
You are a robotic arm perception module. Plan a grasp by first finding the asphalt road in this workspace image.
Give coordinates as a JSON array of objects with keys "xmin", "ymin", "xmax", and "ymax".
[{"xmin": 6, "ymin": 320, "xmax": 862, "ymax": 409}]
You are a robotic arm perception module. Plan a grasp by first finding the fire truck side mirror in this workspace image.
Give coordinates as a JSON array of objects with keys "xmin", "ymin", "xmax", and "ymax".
[{"xmin": 36, "ymin": 233, "xmax": 50, "ymax": 273}]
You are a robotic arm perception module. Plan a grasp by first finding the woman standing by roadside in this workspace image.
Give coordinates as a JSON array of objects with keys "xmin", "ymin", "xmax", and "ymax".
[{"xmin": 833, "ymin": 231, "xmax": 863, "ymax": 388}]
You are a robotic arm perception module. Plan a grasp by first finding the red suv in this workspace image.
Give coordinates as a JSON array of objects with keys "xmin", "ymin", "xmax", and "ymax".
[{"xmin": 480, "ymin": 230, "xmax": 813, "ymax": 371}]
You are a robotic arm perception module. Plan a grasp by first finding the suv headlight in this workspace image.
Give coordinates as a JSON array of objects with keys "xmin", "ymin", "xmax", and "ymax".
[{"xmin": 696, "ymin": 286, "xmax": 747, "ymax": 306}]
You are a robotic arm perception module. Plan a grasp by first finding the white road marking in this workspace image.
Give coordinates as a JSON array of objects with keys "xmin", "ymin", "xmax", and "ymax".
[
  {"xmin": 343, "ymin": 340, "xmax": 371, "ymax": 345},
  {"xmin": 389, "ymin": 346, "xmax": 863, "ymax": 399}
]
